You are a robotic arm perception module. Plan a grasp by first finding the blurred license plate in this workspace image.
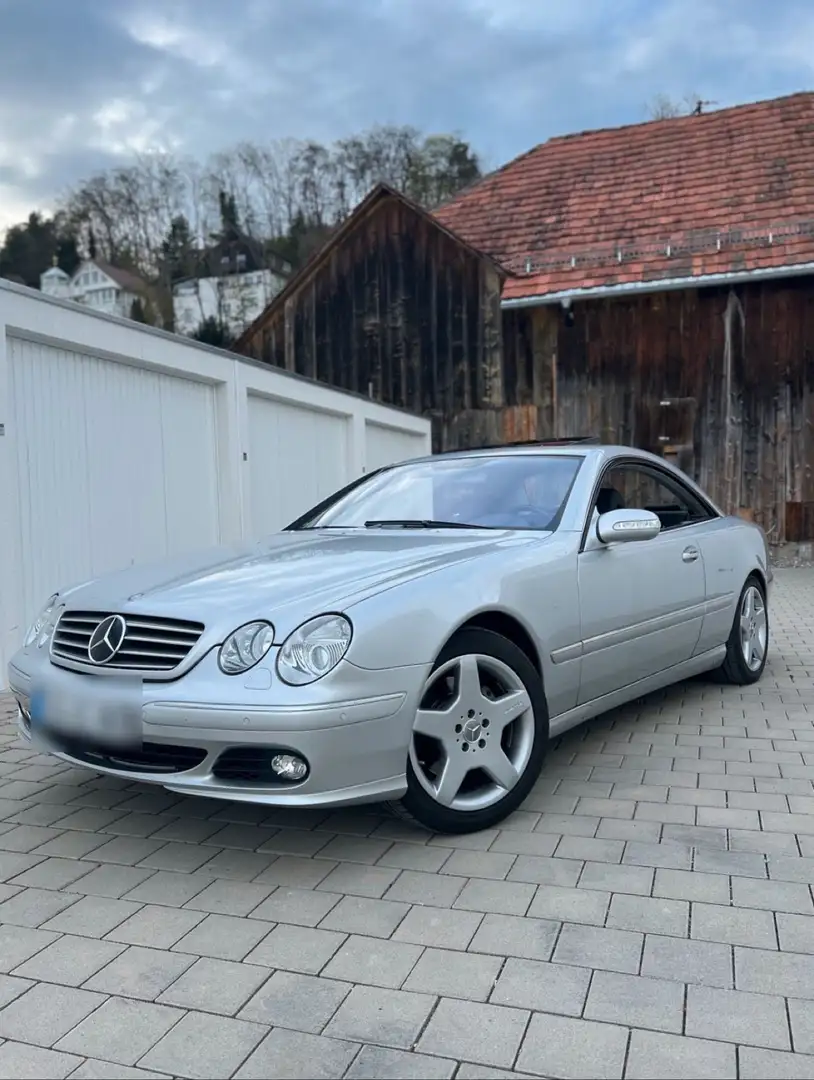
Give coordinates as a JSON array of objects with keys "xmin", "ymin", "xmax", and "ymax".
[{"xmin": 30, "ymin": 669, "xmax": 143, "ymax": 749}]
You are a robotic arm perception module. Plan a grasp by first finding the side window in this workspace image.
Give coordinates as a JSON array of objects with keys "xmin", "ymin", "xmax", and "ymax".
[{"xmin": 595, "ymin": 464, "xmax": 714, "ymax": 532}]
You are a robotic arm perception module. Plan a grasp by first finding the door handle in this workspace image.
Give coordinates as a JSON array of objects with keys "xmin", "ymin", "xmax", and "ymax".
[{"xmin": 682, "ymin": 546, "xmax": 699, "ymax": 563}]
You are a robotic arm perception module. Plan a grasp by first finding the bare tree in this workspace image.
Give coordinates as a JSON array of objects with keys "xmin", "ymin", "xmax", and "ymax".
[{"xmin": 646, "ymin": 92, "xmax": 706, "ymax": 120}]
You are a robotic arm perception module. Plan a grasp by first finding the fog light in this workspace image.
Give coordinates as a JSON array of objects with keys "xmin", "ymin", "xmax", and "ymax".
[{"xmin": 270, "ymin": 753, "xmax": 308, "ymax": 782}]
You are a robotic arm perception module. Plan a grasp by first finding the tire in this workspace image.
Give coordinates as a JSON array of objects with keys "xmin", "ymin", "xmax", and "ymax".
[
  {"xmin": 390, "ymin": 627, "xmax": 549, "ymax": 833},
  {"xmin": 715, "ymin": 574, "xmax": 769, "ymax": 685}
]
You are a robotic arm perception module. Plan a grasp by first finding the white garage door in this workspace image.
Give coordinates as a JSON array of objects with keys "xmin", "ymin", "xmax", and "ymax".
[
  {"xmin": 364, "ymin": 420, "xmax": 429, "ymax": 474},
  {"xmin": 246, "ymin": 393, "xmax": 350, "ymax": 537},
  {"xmin": 8, "ymin": 337, "xmax": 221, "ymax": 628}
]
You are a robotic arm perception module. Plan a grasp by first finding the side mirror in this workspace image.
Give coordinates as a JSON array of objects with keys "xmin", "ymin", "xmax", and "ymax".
[{"xmin": 596, "ymin": 508, "xmax": 661, "ymax": 544}]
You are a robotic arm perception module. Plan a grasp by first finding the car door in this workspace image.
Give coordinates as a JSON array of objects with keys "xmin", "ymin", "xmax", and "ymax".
[{"xmin": 576, "ymin": 461, "xmax": 709, "ymax": 705}]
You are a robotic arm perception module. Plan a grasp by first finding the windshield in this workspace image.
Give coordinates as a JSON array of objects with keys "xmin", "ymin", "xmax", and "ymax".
[{"xmin": 290, "ymin": 454, "xmax": 584, "ymax": 530}]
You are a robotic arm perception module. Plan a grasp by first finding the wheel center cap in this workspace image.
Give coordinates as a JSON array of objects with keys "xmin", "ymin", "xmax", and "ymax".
[{"xmin": 462, "ymin": 719, "xmax": 483, "ymax": 743}]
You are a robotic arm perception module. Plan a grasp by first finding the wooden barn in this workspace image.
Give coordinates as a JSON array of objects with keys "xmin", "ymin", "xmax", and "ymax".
[{"xmin": 235, "ymin": 91, "xmax": 814, "ymax": 543}]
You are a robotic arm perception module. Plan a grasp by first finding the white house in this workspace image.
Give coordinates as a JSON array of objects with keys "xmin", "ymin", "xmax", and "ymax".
[
  {"xmin": 40, "ymin": 259, "xmax": 152, "ymax": 322},
  {"xmin": 172, "ymin": 265, "xmax": 288, "ymax": 339}
]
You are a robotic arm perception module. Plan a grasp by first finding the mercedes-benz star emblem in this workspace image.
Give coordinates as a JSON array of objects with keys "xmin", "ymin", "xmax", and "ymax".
[{"xmin": 88, "ymin": 615, "xmax": 127, "ymax": 664}]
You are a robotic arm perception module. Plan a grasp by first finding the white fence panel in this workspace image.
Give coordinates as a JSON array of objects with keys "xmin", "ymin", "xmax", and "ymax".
[{"xmin": 0, "ymin": 280, "xmax": 431, "ymax": 684}]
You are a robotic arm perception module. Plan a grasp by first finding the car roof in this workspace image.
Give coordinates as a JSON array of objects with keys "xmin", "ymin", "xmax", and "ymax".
[{"xmin": 402, "ymin": 443, "xmax": 660, "ymax": 468}]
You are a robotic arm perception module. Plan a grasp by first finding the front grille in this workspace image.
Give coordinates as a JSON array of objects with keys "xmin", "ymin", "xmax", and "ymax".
[
  {"xmin": 53, "ymin": 737, "xmax": 207, "ymax": 774},
  {"xmin": 52, "ymin": 610, "xmax": 205, "ymax": 672}
]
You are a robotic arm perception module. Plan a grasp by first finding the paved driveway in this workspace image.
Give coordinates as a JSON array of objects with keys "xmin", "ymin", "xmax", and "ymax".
[{"xmin": 0, "ymin": 569, "xmax": 812, "ymax": 1080}]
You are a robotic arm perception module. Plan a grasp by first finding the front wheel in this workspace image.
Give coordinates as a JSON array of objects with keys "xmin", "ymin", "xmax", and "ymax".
[
  {"xmin": 393, "ymin": 628, "xmax": 549, "ymax": 833},
  {"xmin": 716, "ymin": 574, "xmax": 769, "ymax": 685}
]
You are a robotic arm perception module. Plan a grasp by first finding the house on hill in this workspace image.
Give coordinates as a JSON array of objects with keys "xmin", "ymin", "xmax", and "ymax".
[
  {"xmin": 235, "ymin": 91, "xmax": 814, "ymax": 543},
  {"xmin": 41, "ymin": 258, "xmax": 159, "ymax": 323}
]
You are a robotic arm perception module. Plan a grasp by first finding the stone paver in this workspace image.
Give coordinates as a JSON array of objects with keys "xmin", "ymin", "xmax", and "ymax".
[{"xmin": 0, "ymin": 567, "xmax": 811, "ymax": 1075}]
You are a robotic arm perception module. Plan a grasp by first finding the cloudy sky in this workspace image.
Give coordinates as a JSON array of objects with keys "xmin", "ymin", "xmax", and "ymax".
[{"xmin": 1, "ymin": 0, "xmax": 812, "ymax": 233}]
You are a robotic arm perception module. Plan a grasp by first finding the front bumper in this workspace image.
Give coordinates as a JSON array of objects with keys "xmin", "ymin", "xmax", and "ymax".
[{"xmin": 8, "ymin": 647, "xmax": 428, "ymax": 807}]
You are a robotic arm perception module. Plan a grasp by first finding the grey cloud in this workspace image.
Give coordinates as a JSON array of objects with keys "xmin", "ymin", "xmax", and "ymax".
[{"xmin": 0, "ymin": 0, "xmax": 812, "ymax": 228}]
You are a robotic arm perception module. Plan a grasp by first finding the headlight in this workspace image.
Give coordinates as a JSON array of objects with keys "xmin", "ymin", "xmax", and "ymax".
[
  {"xmin": 24, "ymin": 595, "xmax": 60, "ymax": 649},
  {"xmin": 218, "ymin": 621, "xmax": 275, "ymax": 675},
  {"xmin": 276, "ymin": 614, "xmax": 352, "ymax": 686}
]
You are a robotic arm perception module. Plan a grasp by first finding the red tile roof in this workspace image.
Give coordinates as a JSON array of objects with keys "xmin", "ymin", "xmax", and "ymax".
[{"xmin": 433, "ymin": 92, "xmax": 814, "ymax": 301}]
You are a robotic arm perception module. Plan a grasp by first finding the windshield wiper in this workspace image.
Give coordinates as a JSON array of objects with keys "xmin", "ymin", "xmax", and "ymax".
[{"xmin": 364, "ymin": 519, "xmax": 489, "ymax": 530}]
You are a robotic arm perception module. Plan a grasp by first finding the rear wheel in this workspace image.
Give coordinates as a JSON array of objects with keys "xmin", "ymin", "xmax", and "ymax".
[
  {"xmin": 716, "ymin": 574, "xmax": 769, "ymax": 685},
  {"xmin": 393, "ymin": 628, "xmax": 549, "ymax": 833}
]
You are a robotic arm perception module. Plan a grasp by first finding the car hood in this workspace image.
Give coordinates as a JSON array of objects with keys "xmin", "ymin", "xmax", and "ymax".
[{"xmin": 59, "ymin": 528, "xmax": 545, "ymax": 636}]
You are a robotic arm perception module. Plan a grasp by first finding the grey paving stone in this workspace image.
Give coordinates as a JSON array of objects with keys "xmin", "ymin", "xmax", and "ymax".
[
  {"xmin": 42, "ymin": 895, "xmax": 141, "ymax": 938},
  {"xmin": 180, "ymin": 878, "xmax": 273, "ymax": 917},
  {"xmin": 490, "ymin": 829, "xmax": 561, "ymax": 857},
  {"xmin": 315, "ymin": 862, "xmax": 401, "ymax": 898},
  {"xmin": 0, "ymin": 1040, "xmax": 82, "ymax": 1079},
  {"xmin": 0, "ymin": 974, "xmax": 32, "ymax": 1009},
  {"xmin": 105, "ymin": 903, "xmax": 205, "ymax": 948},
  {"xmin": 685, "ymin": 985, "xmax": 791, "ymax": 1049},
  {"xmin": 34, "ymin": 831, "xmax": 109, "ymax": 859},
  {"xmin": 157, "ymin": 959, "xmax": 269, "ymax": 1015},
  {"xmin": 8, "ymin": 855, "xmax": 95, "ymax": 890},
  {"xmin": 439, "ymin": 849, "xmax": 518, "ymax": 880},
  {"xmin": 0, "ymin": 924, "xmax": 59, "ymax": 973},
  {"xmin": 468, "ymin": 912, "xmax": 559, "ymax": 961},
  {"xmin": 585, "ymin": 969, "xmax": 683, "ymax": 1033},
  {"xmin": 376, "ymin": 842, "xmax": 452, "ymax": 873},
  {"xmin": 239, "ymin": 969, "xmax": 350, "ymax": 1032},
  {"xmin": 345, "ymin": 1044, "xmax": 456, "ymax": 1080},
  {"xmin": 403, "ymin": 946, "xmax": 501, "ymax": 1002},
  {"xmin": 383, "ymin": 869, "xmax": 464, "ymax": 908},
  {"xmin": 0, "ymin": 982, "xmax": 107, "ymax": 1047},
  {"xmin": 418, "ymin": 996, "xmax": 528, "ymax": 1069},
  {"xmin": 490, "ymin": 956, "xmax": 590, "ymax": 1016},
  {"xmin": 534, "ymin": 812, "xmax": 599, "ymax": 837},
  {"xmin": 122, "ymin": 871, "xmax": 211, "ymax": 908},
  {"xmin": 779, "ymin": 912, "xmax": 814, "ymax": 954},
  {"xmin": 653, "ymin": 867, "xmax": 730, "ymax": 905},
  {"xmin": 452, "ymin": 877, "xmax": 534, "ymax": 916},
  {"xmin": 0, "ymin": 886, "xmax": 79, "ymax": 926},
  {"xmin": 319, "ymin": 894, "xmax": 409, "ymax": 938},
  {"xmin": 173, "ymin": 912, "xmax": 273, "ymax": 961},
  {"xmin": 691, "ymin": 901, "xmax": 778, "ymax": 949},
  {"xmin": 692, "ymin": 848, "xmax": 767, "ymax": 878},
  {"xmin": 641, "ymin": 934, "xmax": 733, "ymax": 988},
  {"xmin": 739, "ymin": 1047, "xmax": 814, "ymax": 1080},
  {"xmin": 735, "ymin": 945, "xmax": 814, "ymax": 999},
  {"xmin": 525, "ymin": 883, "xmax": 608, "ymax": 926},
  {"xmin": 625, "ymin": 1029, "xmax": 737, "ymax": 1079},
  {"xmin": 555, "ymin": 835, "xmax": 625, "ymax": 864},
  {"xmin": 578, "ymin": 860, "xmax": 654, "ymax": 895},
  {"xmin": 553, "ymin": 922, "xmax": 643, "ymax": 974},
  {"xmin": 607, "ymin": 893, "xmax": 689, "ymax": 937},
  {"xmin": 0, "ymin": 824, "xmax": 67, "ymax": 851},
  {"xmin": 247, "ymin": 885, "xmax": 341, "ymax": 926},
  {"xmin": 325, "ymin": 984, "xmax": 435, "ymax": 1049},
  {"xmin": 507, "ymin": 853, "xmax": 583, "ymax": 886},
  {"xmin": 55, "ymin": 995, "xmax": 185, "ymax": 1065},
  {"xmin": 244, "ymin": 923, "xmax": 346, "ymax": 973},
  {"xmin": 64, "ymin": 1059, "xmax": 168, "ymax": 1078},
  {"xmin": 70, "ymin": 864, "xmax": 155, "ymax": 899},
  {"xmin": 84, "ymin": 944, "xmax": 195, "ymax": 1000},
  {"xmin": 252, "ymin": 854, "xmax": 337, "ymax": 889},
  {"xmin": 322, "ymin": 933, "xmax": 422, "ymax": 989},
  {"xmin": 788, "ymin": 997, "xmax": 814, "ymax": 1055},
  {"xmin": 315, "ymin": 835, "xmax": 394, "ymax": 864},
  {"xmin": 13, "ymin": 933, "xmax": 126, "ymax": 986},
  {"xmin": 192, "ymin": 848, "xmax": 274, "ymax": 881},
  {"xmin": 393, "ymin": 905, "xmax": 482, "ymax": 950},
  {"xmin": 140, "ymin": 1010, "xmax": 267, "ymax": 1078},
  {"xmin": 731, "ymin": 874, "xmax": 814, "ymax": 914},
  {"xmin": 515, "ymin": 1011, "xmax": 628, "ymax": 1079},
  {"xmin": 235, "ymin": 1026, "xmax": 360, "ymax": 1080},
  {"xmin": 623, "ymin": 840, "xmax": 693, "ymax": 870}
]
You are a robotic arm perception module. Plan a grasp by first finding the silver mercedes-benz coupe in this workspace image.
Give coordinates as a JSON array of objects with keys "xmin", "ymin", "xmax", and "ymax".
[{"xmin": 8, "ymin": 443, "xmax": 772, "ymax": 833}]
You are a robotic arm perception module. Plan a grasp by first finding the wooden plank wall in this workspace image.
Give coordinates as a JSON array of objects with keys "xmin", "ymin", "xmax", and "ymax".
[{"xmin": 504, "ymin": 277, "xmax": 814, "ymax": 540}]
